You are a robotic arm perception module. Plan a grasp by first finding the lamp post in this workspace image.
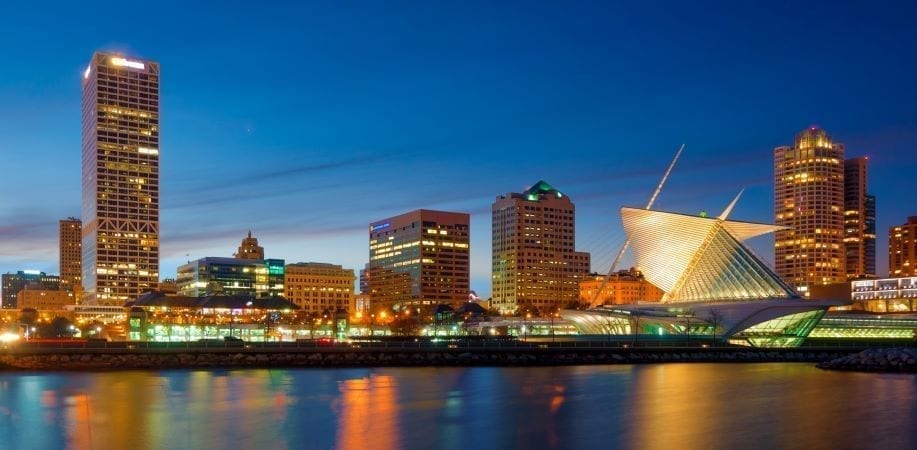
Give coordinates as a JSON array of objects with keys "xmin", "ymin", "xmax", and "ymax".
[{"xmin": 525, "ymin": 312, "xmax": 532, "ymax": 342}]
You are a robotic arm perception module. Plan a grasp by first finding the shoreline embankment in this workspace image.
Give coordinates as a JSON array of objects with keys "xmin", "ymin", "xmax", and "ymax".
[{"xmin": 0, "ymin": 346, "xmax": 878, "ymax": 371}]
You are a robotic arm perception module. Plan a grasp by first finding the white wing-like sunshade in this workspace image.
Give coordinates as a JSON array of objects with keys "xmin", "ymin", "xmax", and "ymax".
[{"xmin": 621, "ymin": 207, "xmax": 796, "ymax": 303}]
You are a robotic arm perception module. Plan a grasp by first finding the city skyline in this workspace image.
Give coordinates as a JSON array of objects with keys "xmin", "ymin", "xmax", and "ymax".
[{"xmin": 2, "ymin": 2, "xmax": 917, "ymax": 298}]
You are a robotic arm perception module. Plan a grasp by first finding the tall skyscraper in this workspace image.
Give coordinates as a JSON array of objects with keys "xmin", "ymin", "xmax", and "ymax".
[
  {"xmin": 491, "ymin": 181, "xmax": 591, "ymax": 314},
  {"xmin": 843, "ymin": 157, "xmax": 876, "ymax": 280},
  {"xmin": 774, "ymin": 127, "xmax": 845, "ymax": 295},
  {"xmin": 890, "ymin": 216, "xmax": 917, "ymax": 277},
  {"xmin": 59, "ymin": 218, "xmax": 82, "ymax": 299},
  {"xmin": 81, "ymin": 51, "xmax": 160, "ymax": 305},
  {"xmin": 368, "ymin": 209, "xmax": 470, "ymax": 311}
]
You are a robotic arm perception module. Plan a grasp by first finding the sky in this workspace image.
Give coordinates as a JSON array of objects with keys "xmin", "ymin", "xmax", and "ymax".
[{"xmin": 1, "ymin": 1, "xmax": 916, "ymax": 297}]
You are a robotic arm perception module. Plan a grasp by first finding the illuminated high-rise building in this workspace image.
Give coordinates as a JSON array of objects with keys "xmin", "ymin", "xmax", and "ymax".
[
  {"xmin": 492, "ymin": 181, "xmax": 591, "ymax": 314},
  {"xmin": 843, "ymin": 157, "xmax": 876, "ymax": 280},
  {"xmin": 81, "ymin": 51, "xmax": 160, "ymax": 305},
  {"xmin": 774, "ymin": 127, "xmax": 845, "ymax": 295},
  {"xmin": 368, "ymin": 210, "xmax": 470, "ymax": 311},
  {"xmin": 59, "ymin": 217, "xmax": 83, "ymax": 299},
  {"xmin": 890, "ymin": 216, "xmax": 917, "ymax": 277}
]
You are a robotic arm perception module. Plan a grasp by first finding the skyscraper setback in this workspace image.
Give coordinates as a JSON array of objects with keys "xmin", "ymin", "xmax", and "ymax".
[
  {"xmin": 81, "ymin": 51, "xmax": 160, "ymax": 305},
  {"xmin": 491, "ymin": 181, "xmax": 590, "ymax": 314},
  {"xmin": 774, "ymin": 127, "xmax": 845, "ymax": 293}
]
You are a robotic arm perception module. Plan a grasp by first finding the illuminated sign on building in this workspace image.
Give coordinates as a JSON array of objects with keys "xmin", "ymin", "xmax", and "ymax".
[
  {"xmin": 371, "ymin": 222, "xmax": 390, "ymax": 232},
  {"xmin": 111, "ymin": 57, "xmax": 145, "ymax": 70}
]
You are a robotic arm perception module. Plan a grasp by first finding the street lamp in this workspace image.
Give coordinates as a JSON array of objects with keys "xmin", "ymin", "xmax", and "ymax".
[{"xmin": 525, "ymin": 313, "xmax": 532, "ymax": 342}]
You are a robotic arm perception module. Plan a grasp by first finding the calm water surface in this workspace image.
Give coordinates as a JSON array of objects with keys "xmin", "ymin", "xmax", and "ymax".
[{"xmin": 0, "ymin": 363, "xmax": 915, "ymax": 450}]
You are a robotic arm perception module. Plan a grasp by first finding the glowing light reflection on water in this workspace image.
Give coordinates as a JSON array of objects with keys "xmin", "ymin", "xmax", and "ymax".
[{"xmin": 0, "ymin": 364, "xmax": 914, "ymax": 449}]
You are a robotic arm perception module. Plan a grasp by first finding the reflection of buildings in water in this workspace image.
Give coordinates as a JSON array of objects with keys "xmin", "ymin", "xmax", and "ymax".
[
  {"xmin": 335, "ymin": 375, "xmax": 400, "ymax": 450},
  {"xmin": 65, "ymin": 393, "xmax": 92, "ymax": 449}
]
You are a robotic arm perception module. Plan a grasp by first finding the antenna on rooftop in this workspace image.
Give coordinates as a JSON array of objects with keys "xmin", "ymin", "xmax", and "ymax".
[{"xmin": 588, "ymin": 144, "xmax": 684, "ymax": 308}]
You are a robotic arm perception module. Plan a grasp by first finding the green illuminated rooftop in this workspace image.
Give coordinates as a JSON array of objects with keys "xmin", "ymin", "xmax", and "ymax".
[{"xmin": 523, "ymin": 180, "xmax": 564, "ymax": 200}]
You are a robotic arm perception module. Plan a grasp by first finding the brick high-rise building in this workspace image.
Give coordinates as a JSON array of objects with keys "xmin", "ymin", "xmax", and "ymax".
[
  {"xmin": 59, "ymin": 218, "xmax": 82, "ymax": 300},
  {"xmin": 774, "ymin": 127, "xmax": 845, "ymax": 295},
  {"xmin": 492, "ymin": 181, "xmax": 591, "ymax": 314},
  {"xmin": 890, "ymin": 216, "xmax": 917, "ymax": 278},
  {"xmin": 81, "ymin": 51, "xmax": 160, "ymax": 305},
  {"xmin": 368, "ymin": 209, "xmax": 470, "ymax": 311}
]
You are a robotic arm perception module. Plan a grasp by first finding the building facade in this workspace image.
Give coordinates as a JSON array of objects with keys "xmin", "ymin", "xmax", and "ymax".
[
  {"xmin": 492, "ymin": 181, "xmax": 591, "ymax": 315},
  {"xmin": 368, "ymin": 209, "xmax": 470, "ymax": 311},
  {"xmin": 81, "ymin": 51, "xmax": 160, "ymax": 305},
  {"xmin": 18, "ymin": 285, "xmax": 76, "ymax": 310},
  {"xmin": 177, "ymin": 257, "xmax": 285, "ymax": 298},
  {"xmin": 284, "ymin": 263, "xmax": 355, "ymax": 314},
  {"xmin": 890, "ymin": 216, "xmax": 917, "ymax": 277},
  {"xmin": 843, "ymin": 157, "xmax": 876, "ymax": 280},
  {"xmin": 774, "ymin": 127, "xmax": 845, "ymax": 295},
  {"xmin": 59, "ymin": 218, "xmax": 82, "ymax": 299},
  {"xmin": 579, "ymin": 269, "xmax": 664, "ymax": 306},
  {"xmin": 851, "ymin": 277, "xmax": 917, "ymax": 313},
  {"xmin": 1, "ymin": 271, "xmax": 61, "ymax": 309}
]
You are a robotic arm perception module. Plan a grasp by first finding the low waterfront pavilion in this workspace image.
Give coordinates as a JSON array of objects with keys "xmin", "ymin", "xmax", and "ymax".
[{"xmin": 125, "ymin": 292, "xmax": 300, "ymax": 341}]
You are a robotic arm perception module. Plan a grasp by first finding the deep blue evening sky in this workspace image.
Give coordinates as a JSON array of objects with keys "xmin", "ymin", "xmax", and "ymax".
[{"xmin": 1, "ymin": 1, "xmax": 916, "ymax": 296}]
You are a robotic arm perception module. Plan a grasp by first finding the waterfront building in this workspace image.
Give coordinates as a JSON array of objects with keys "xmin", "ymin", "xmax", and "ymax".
[
  {"xmin": 176, "ymin": 232, "xmax": 283, "ymax": 298},
  {"xmin": 236, "ymin": 230, "xmax": 264, "ymax": 260},
  {"xmin": 284, "ymin": 262, "xmax": 355, "ymax": 315},
  {"xmin": 774, "ymin": 127, "xmax": 845, "ymax": 295},
  {"xmin": 177, "ymin": 257, "xmax": 285, "ymax": 298},
  {"xmin": 890, "ymin": 216, "xmax": 917, "ymax": 277},
  {"xmin": 843, "ymin": 157, "xmax": 876, "ymax": 280},
  {"xmin": 59, "ymin": 217, "xmax": 82, "ymax": 299},
  {"xmin": 81, "ymin": 51, "xmax": 160, "ymax": 305},
  {"xmin": 562, "ymin": 193, "xmax": 843, "ymax": 348},
  {"xmin": 851, "ymin": 277, "xmax": 917, "ymax": 313},
  {"xmin": 578, "ymin": 269, "xmax": 664, "ymax": 306},
  {"xmin": 492, "ymin": 181, "xmax": 591, "ymax": 315},
  {"xmin": 125, "ymin": 292, "xmax": 298, "ymax": 341},
  {"xmin": 368, "ymin": 209, "xmax": 470, "ymax": 311},
  {"xmin": 17, "ymin": 284, "xmax": 76, "ymax": 310},
  {"xmin": 1, "ymin": 271, "xmax": 61, "ymax": 309}
]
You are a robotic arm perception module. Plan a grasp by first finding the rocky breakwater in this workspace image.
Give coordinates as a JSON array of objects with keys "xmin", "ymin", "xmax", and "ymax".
[
  {"xmin": 817, "ymin": 347, "xmax": 917, "ymax": 373},
  {"xmin": 0, "ymin": 347, "xmax": 860, "ymax": 371}
]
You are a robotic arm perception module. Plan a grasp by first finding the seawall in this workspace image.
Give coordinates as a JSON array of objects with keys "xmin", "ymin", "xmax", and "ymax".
[{"xmin": 0, "ymin": 346, "xmax": 866, "ymax": 371}]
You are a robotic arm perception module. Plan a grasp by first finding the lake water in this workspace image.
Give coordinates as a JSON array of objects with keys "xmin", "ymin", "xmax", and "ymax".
[{"xmin": 0, "ymin": 364, "xmax": 915, "ymax": 449}]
